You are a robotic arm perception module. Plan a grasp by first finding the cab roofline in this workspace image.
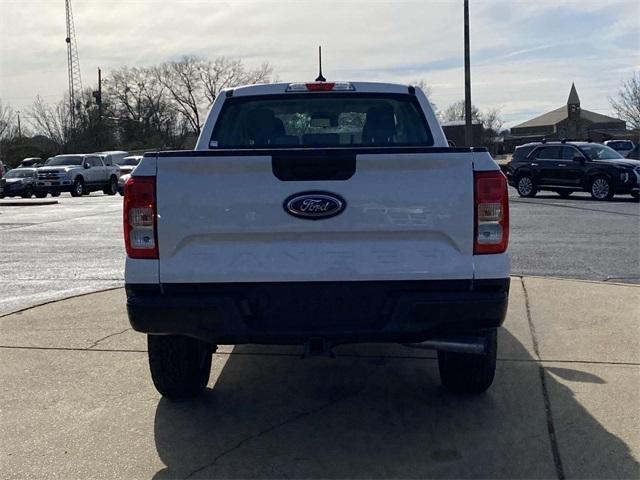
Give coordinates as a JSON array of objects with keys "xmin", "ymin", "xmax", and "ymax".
[{"xmin": 227, "ymin": 81, "xmax": 416, "ymax": 97}]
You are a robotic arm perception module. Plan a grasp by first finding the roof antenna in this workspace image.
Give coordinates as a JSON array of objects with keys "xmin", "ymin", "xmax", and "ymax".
[{"xmin": 315, "ymin": 45, "xmax": 326, "ymax": 82}]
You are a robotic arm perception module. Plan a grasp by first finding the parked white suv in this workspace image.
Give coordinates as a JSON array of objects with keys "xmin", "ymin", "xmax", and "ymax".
[
  {"xmin": 37, "ymin": 154, "xmax": 119, "ymax": 196},
  {"xmin": 124, "ymin": 81, "xmax": 510, "ymax": 399}
]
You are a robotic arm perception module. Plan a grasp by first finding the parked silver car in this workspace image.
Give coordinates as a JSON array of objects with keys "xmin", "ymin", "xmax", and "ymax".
[{"xmin": 604, "ymin": 140, "xmax": 635, "ymax": 158}]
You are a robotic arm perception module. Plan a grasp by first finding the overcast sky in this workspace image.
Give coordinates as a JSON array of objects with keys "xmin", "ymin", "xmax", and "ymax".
[{"xmin": 1, "ymin": 0, "xmax": 638, "ymax": 127}]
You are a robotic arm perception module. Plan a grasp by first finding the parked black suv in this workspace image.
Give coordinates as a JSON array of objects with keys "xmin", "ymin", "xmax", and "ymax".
[
  {"xmin": 0, "ymin": 168, "xmax": 54, "ymax": 199},
  {"xmin": 506, "ymin": 141, "xmax": 640, "ymax": 201}
]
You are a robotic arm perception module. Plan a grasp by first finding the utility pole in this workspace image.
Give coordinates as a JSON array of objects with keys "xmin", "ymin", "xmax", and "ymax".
[
  {"xmin": 97, "ymin": 67, "xmax": 102, "ymax": 121},
  {"xmin": 16, "ymin": 111, "xmax": 22, "ymax": 138},
  {"xmin": 464, "ymin": 0, "xmax": 473, "ymax": 147},
  {"xmin": 93, "ymin": 67, "xmax": 103, "ymax": 147}
]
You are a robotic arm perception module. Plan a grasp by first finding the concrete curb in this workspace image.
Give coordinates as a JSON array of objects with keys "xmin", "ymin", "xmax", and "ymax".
[
  {"xmin": 0, "ymin": 200, "xmax": 59, "ymax": 207},
  {"xmin": 513, "ymin": 274, "xmax": 640, "ymax": 287},
  {"xmin": 0, "ymin": 285, "xmax": 123, "ymax": 319}
]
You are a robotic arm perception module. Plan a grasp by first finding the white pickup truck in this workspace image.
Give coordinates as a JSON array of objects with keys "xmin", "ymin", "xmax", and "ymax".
[
  {"xmin": 124, "ymin": 81, "xmax": 510, "ymax": 400},
  {"xmin": 37, "ymin": 154, "xmax": 119, "ymax": 197}
]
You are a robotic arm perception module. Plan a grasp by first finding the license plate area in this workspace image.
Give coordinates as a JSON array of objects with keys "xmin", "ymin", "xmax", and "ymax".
[{"xmin": 242, "ymin": 282, "xmax": 392, "ymax": 332}]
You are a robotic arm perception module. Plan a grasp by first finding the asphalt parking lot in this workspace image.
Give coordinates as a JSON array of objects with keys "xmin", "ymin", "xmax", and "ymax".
[{"xmin": 0, "ymin": 189, "xmax": 638, "ymax": 315}]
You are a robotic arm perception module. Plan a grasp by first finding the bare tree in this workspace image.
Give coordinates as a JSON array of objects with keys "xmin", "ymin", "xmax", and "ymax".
[
  {"xmin": 412, "ymin": 79, "xmax": 438, "ymax": 115},
  {"xmin": 442, "ymin": 99, "xmax": 481, "ymax": 123},
  {"xmin": 481, "ymin": 108, "xmax": 504, "ymax": 135},
  {"xmin": 200, "ymin": 57, "xmax": 273, "ymax": 104},
  {"xmin": 27, "ymin": 95, "xmax": 71, "ymax": 147},
  {"xmin": 105, "ymin": 66, "xmax": 179, "ymax": 147},
  {"xmin": 610, "ymin": 72, "xmax": 640, "ymax": 129},
  {"xmin": 0, "ymin": 99, "xmax": 16, "ymax": 140},
  {"xmin": 22, "ymin": 55, "xmax": 277, "ymax": 150},
  {"xmin": 154, "ymin": 56, "xmax": 205, "ymax": 135},
  {"xmin": 480, "ymin": 108, "xmax": 503, "ymax": 150}
]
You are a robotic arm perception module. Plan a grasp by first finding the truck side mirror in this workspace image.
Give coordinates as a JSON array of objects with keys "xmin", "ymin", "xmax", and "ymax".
[
  {"xmin": 84, "ymin": 162, "xmax": 91, "ymax": 169},
  {"xmin": 572, "ymin": 154, "xmax": 585, "ymax": 163},
  {"xmin": 447, "ymin": 140, "xmax": 456, "ymax": 148}
]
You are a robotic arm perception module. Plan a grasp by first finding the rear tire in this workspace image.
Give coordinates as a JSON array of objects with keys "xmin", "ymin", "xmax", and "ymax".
[
  {"xmin": 516, "ymin": 174, "xmax": 537, "ymax": 198},
  {"xmin": 71, "ymin": 177, "xmax": 84, "ymax": 197},
  {"xmin": 631, "ymin": 191, "xmax": 639, "ymax": 201},
  {"xmin": 51, "ymin": 192, "xmax": 61, "ymax": 197},
  {"xmin": 103, "ymin": 176, "xmax": 117, "ymax": 195},
  {"xmin": 590, "ymin": 176, "xmax": 613, "ymax": 201},
  {"xmin": 438, "ymin": 330, "xmax": 497, "ymax": 394},
  {"xmin": 148, "ymin": 335, "xmax": 214, "ymax": 400}
]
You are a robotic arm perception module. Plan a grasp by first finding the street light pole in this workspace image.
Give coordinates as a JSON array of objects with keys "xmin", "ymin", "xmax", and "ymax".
[{"xmin": 464, "ymin": 0, "xmax": 473, "ymax": 146}]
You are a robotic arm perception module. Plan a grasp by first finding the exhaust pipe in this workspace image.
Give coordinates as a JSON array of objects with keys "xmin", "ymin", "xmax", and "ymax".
[{"xmin": 403, "ymin": 335, "xmax": 487, "ymax": 355}]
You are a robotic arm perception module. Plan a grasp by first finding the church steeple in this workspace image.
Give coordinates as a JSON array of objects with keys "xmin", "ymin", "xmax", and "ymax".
[{"xmin": 567, "ymin": 83, "xmax": 580, "ymax": 107}]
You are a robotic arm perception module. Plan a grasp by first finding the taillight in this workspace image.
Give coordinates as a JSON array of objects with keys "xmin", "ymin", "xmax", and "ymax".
[
  {"xmin": 123, "ymin": 176, "xmax": 158, "ymax": 259},
  {"xmin": 474, "ymin": 170, "xmax": 509, "ymax": 254}
]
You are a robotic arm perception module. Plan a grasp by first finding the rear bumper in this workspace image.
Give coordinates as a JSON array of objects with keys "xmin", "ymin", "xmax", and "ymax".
[
  {"xmin": 0, "ymin": 183, "xmax": 40, "ymax": 195},
  {"xmin": 126, "ymin": 279, "xmax": 510, "ymax": 345}
]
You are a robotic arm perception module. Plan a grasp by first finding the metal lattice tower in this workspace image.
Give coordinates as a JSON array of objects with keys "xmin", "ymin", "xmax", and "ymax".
[{"xmin": 65, "ymin": 0, "xmax": 82, "ymax": 127}]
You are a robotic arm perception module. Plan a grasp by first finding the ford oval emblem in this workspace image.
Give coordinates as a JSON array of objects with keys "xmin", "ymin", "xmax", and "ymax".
[{"xmin": 284, "ymin": 191, "xmax": 346, "ymax": 220}]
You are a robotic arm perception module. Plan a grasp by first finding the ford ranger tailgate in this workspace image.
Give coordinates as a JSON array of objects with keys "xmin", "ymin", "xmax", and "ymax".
[{"xmin": 155, "ymin": 149, "xmax": 475, "ymax": 283}]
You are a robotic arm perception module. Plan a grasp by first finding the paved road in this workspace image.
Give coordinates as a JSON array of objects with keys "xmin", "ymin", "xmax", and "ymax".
[
  {"xmin": 509, "ymin": 189, "xmax": 639, "ymax": 283},
  {"xmin": 0, "ymin": 195, "xmax": 124, "ymax": 314},
  {"xmin": 0, "ymin": 189, "xmax": 638, "ymax": 314}
]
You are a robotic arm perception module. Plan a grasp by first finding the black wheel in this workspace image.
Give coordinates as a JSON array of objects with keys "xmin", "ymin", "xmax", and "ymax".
[
  {"xmin": 590, "ymin": 176, "xmax": 613, "ymax": 201},
  {"xmin": 516, "ymin": 174, "xmax": 537, "ymax": 198},
  {"xmin": 631, "ymin": 191, "xmax": 639, "ymax": 201},
  {"xmin": 35, "ymin": 192, "xmax": 47, "ymax": 199},
  {"xmin": 71, "ymin": 177, "xmax": 84, "ymax": 197},
  {"xmin": 148, "ymin": 335, "xmax": 214, "ymax": 400},
  {"xmin": 438, "ymin": 330, "xmax": 497, "ymax": 394},
  {"xmin": 103, "ymin": 176, "xmax": 117, "ymax": 195},
  {"xmin": 51, "ymin": 192, "xmax": 61, "ymax": 197},
  {"xmin": 21, "ymin": 185, "xmax": 33, "ymax": 199},
  {"xmin": 557, "ymin": 190, "xmax": 572, "ymax": 199}
]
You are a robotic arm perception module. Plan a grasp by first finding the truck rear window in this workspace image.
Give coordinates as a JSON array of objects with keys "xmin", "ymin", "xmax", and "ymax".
[{"xmin": 210, "ymin": 93, "xmax": 433, "ymax": 148}]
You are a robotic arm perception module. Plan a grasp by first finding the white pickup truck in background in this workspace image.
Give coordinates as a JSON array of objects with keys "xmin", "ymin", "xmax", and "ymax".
[
  {"xmin": 37, "ymin": 154, "xmax": 120, "ymax": 197},
  {"xmin": 124, "ymin": 81, "xmax": 510, "ymax": 400}
]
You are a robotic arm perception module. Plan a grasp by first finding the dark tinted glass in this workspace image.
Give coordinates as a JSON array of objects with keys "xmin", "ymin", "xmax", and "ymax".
[
  {"xmin": 561, "ymin": 147, "xmax": 578, "ymax": 160},
  {"xmin": 535, "ymin": 146, "xmax": 562, "ymax": 159},
  {"xmin": 118, "ymin": 157, "xmax": 140, "ymax": 166},
  {"xmin": 45, "ymin": 156, "xmax": 82, "ymax": 166},
  {"xmin": 5, "ymin": 169, "xmax": 35, "ymax": 178},
  {"xmin": 581, "ymin": 145, "xmax": 623, "ymax": 160},
  {"xmin": 211, "ymin": 94, "xmax": 433, "ymax": 148},
  {"xmin": 608, "ymin": 141, "xmax": 633, "ymax": 150},
  {"xmin": 513, "ymin": 145, "xmax": 535, "ymax": 161}
]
